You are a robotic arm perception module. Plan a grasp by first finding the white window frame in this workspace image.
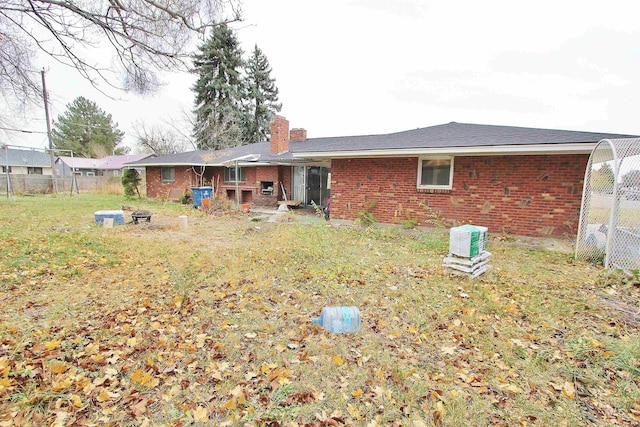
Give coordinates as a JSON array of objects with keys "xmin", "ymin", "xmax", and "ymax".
[
  {"xmin": 417, "ymin": 156, "xmax": 454, "ymax": 190},
  {"xmin": 161, "ymin": 166, "xmax": 175, "ymax": 182}
]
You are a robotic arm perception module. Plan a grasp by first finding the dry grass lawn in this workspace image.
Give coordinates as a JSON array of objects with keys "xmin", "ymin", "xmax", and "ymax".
[{"xmin": 0, "ymin": 194, "xmax": 639, "ymax": 426}]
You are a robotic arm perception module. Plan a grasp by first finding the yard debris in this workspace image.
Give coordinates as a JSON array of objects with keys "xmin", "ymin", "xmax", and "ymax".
[
  {"xmin": 599, "ymin": 293, "xmax": 640, "ymax": 328},
  {"xmin": 444, "ymin": 225, "xmax": 491, "ymax": 278}
]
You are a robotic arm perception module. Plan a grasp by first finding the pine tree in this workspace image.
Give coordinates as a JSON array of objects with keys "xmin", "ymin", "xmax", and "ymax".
[
  {"xmin": 243, "ymin": 44, "xmax": 281, "ymax": 143},
  {"xmin": 52, "ymin": 97, "xmax": 126, "ymax": 158},
  {"xmin": 192, "ymin": 24, "xmax": 246, "ymax": 150}
]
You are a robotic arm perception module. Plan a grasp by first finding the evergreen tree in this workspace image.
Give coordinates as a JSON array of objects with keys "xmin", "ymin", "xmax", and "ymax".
[
  {"xmin": 591, "ymin": 163, "xmax": 615, "ymax": 190},
  {"xmin": 52, "ymin": 97, "xmax": 125, "ymax": 158},
  {"xmin": 192, "ymin": 25, "xmax": 246, "ymax": 150},
  {"xmin": 122, "ymin": 168, "xmax": 142, "ymax": 198},
  {"xmin": 243, "ymin": 44, "xmax": 281, "ymax": 143}
]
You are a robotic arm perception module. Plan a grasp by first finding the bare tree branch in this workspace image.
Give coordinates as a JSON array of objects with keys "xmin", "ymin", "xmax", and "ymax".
[
  {"xmin": 132, "ymin": 118, "xmax": 193, "ymax": 154},
  {"xmin": 0, "ymin": 0, "xmax": 242, "ymax": 106}
]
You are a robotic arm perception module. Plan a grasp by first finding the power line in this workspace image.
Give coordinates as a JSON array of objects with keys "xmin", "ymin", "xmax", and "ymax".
[{"xmin": 0, "ymin": 126, "xmax": 48, "ymax": 134}]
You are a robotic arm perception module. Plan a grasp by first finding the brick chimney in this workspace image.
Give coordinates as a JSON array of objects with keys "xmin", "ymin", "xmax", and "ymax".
[
  {"xmin": 270, "ymin": 115, "xmax": 289, "ymax": 155},
  {"xmin": 290, "ymin": 128, "xmax": 307, "ymax": 142}
]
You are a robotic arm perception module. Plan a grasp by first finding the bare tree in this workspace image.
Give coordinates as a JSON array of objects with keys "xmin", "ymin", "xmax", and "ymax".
[
  {"xmin": 133, "ymin": 119, "xmax": 194, "ymax": 154},
  {"xmin": 0, "ymin": 0, "xmax": 241, "ymax": 106}
]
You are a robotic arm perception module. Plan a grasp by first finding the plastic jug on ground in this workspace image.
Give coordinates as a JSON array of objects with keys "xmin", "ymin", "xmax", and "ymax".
[{"xmin": 312, "ymin": 306, "xmax": 361, "ymax": 333}]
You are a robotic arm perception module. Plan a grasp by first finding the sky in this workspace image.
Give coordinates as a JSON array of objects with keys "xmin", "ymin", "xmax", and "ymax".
[{"xmin": 4, "ymin": 0, "xmax": 640, "ymax": 152}]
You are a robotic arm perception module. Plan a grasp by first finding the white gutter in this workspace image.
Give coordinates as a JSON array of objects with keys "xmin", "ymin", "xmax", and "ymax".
[
  {"xmin": 126, "ymin": 161, "xmax": 272, "ymax": 167},
  {"xmin": 292, "ymin": 142, "xmax": 598, "ymax": 159}
]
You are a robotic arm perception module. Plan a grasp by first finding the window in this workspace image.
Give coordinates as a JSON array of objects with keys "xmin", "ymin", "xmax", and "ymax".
[
  {"xmin": 224, "ymin": 167, "xmax": 245, "ymax": 182},
  {"xmin": 161, "ymin": 166, "xmax": 175, "ymax": 182},
  {"xmin": 27, "ymin": 167, "xmax": 43, "ymax": 175},
  {"xmin": 417, "ymin": 157, "xmax": 454, "ymax": 189},
  {"xmin": 1, "ymin": 166, "xmax": 11, "ymax": 173}
]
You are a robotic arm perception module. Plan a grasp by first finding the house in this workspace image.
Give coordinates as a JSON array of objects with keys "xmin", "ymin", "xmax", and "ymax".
[
  {"xmin": 131, "ymin": 115, "xmax": 636, "ymax": 238},
  {"xmin": 56, "ymin": 154, "xmax": 152, "ymax": 177},
  {"xmin": 290, "ymin": 121, "xmax": 636, "ymax": 237},
  {"xmin": 0, "ymin": 147, "xmax": 53, "ymax": 175},
  {"xmin": 126, "ymin": 115, "xmax": 329, "ymax": 206},
  {"xmin": 96, "ymin": 154, "xmax": 152, "ymax": 177}
]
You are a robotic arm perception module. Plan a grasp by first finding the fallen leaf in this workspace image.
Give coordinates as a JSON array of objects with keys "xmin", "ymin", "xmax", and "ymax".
[
  {"xmin": 131, "ymin": 398, "xmax": 148, "ymax": 417},
  {"xmin": 50, "ymin": 362, "xmax": 68, "ymax": 374},
  {"xmin": 332, "ymin": 355, "xmax": 344, "ymax": 365},
  {"xmin": 193, "ymin": 406, "xmax": 209, "ymax": 422},
  {"xmin": 69, "ymin": 394, "xmax": 83, "ymax": 408},
  {"xmin": 44, "ymin": 339, "xmax": 61, "ymax": 350},
  {"xmin": 441, "ymin": 345, "xmax": 456, "ymax": 355},
  {"xmin": 131, "ymin": 369, "xmax": 153, "ymax": 387},
  {"xmin": 96, "ymin": 390, "xmax": 111, "ymax": 402},
  {"xmin": 561, "ymin": 381, "xmax": 576, "ymax": 400},
  {"xmin": 223, "ymin": 398, "xmax": 237, "ymax": 410}
]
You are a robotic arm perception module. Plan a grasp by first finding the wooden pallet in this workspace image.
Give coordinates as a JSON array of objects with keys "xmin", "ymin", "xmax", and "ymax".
[{"xmin": 277, "ymin": 200, "xmax": 302, "ymax": 207}]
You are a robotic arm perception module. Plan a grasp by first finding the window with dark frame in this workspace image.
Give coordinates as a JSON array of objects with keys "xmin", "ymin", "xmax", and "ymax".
[
  {"xmin": 27, "ymin": 167, "xmax": 43, "ymax": 174},
  {"xmin": 161, "ymin": 166, "xmax": 175, "ymax": 182},
  {"xmin": 224, "ymin": 167, "xmax": 245, "ymax": 183}
]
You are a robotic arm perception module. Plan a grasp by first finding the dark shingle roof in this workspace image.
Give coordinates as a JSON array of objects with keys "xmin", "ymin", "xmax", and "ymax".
[
  {"xmin": 289, "ymin": 122, "xmax": 638, "ymax": 153},
  {"xmin": 125, "ymin": 142, "xmax": 298, "ymax": 167},
  {"xmin": 125, "ymin": 122, "xmax": 639, "ymax": 166},
  {"xmin": 0, "ymin": 148, "xmax": 51, "ymax": 167}
]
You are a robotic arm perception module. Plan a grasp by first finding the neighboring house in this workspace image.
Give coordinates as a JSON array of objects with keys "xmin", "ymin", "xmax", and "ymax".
[
  {"xmin": 97, "ymin": 154, "xmax": 153, "ymax": 177},
  {"xmin": 129, "ymin": 115, "xmax": 636, "ymax": 238},
  {"xmin": 56, "ymin": 154, "xmax": 153, "ymax": 177},
  {"xmin": 0, "ymin": 147, "xmax": 53, "ymax": 175}
]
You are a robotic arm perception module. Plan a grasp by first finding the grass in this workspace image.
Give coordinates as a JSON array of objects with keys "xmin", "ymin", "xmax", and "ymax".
[{"xmin": 0, "ymin": 194, "xmax": 638, "ymax": 426}]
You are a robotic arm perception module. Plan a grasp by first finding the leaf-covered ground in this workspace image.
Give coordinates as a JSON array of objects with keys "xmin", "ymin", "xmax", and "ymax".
[{"xmin": 0, "ymin": 194, "xmax": 638, "ymax": 426}]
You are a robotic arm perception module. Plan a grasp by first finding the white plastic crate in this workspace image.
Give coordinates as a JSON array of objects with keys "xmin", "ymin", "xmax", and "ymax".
[{"xmin": 449, "ymin": 225, "xmax": 488, "ymax": 257}]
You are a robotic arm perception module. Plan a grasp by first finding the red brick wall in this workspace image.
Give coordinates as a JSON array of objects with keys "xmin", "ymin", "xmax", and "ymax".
[
  {"xmin": 330, "ymin": 154, "xmax": 588, "ymax": 237},
  {"xmin": 146, "ymin": 166, "xmax": 195, "ymax": 199},
  {"xmin": 212, "ymin": 165, "xmax": 293, "ymax": 206}
]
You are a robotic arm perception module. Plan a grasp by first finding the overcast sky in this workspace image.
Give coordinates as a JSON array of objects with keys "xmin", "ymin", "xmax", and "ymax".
[{"xmin": 6, "ymin": 0, "xmax": 640, "ymax": 151}]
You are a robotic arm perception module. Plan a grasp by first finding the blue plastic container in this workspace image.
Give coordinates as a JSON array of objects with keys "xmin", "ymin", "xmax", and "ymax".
[
  {"xmin": 94, "ymin": 210, "xmax": 124, "ymax": 225},
  {"xmin": 191, "ymin": 186, "xmax": 212, "ymax": 208},
  {"xmin": 312, "ymin": 306, "xmax": 361, "ymax": 333}
]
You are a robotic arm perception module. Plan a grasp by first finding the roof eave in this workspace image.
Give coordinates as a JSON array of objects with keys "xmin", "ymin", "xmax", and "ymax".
[{"xmin": 292, "ymin": 143, "xmax": 598, "ymax": 159}]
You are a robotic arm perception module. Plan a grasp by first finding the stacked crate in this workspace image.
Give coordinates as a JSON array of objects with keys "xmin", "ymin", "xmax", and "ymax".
[{"xmin": 443, "ymin": 225, "xmax": 491, "ymax": 278}]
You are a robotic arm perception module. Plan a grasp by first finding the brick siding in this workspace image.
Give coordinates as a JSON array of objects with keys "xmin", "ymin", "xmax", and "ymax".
[
  {"xmin": 330, "ymin": 154, "xmax": 588, "ymax": 237},
  {"xmin": 146, "ymin": 166, "xmax": 194, "ymax": 199},
  {"xmin": 145, "ymin": 165, "xmax": 293, "ymax": 207}
]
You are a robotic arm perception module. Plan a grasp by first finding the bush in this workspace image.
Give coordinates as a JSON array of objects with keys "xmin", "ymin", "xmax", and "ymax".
[{"xmin": 121, "ymin": 169, "xmax": 141, "ymax": 198}]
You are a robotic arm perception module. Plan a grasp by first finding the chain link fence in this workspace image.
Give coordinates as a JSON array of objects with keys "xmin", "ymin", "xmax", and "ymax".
[{"xmin": 576, "ymin": 138, "xmax": 640, "ymax": 271}]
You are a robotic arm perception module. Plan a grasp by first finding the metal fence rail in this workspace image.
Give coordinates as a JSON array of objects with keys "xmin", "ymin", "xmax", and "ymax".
[{"xmin": 576, "ymin": 138, "xmax": 640, "ymax": 271}]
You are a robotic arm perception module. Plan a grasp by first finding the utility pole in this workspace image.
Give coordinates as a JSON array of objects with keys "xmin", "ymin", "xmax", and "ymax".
[
  {"xmin": 3, "ymin": 144, "xmax": 12, "ymax": 199},
  {"xmin": 41, "ymin": 69, "xmax": 57, "ymax": 194}
]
